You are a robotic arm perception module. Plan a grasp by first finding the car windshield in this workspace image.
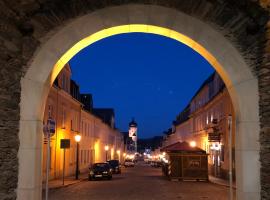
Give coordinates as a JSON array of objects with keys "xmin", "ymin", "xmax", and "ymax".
[
  {"xmin": 108, "ymin": 160, "xmax": 119, "ymax": 167},
  {"xmin": 93, "ymin": 163, "xmax": 109, "ymax": 170}
]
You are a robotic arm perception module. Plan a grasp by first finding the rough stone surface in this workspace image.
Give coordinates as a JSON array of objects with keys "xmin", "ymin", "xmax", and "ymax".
[{"xmin": 0, "ymin": 0, "xmax": 269, "ymax": 199}]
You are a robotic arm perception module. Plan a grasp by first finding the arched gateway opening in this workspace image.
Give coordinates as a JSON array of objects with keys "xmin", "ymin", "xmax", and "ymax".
[{"xmin": 18, "ymin": 5, "xmax": 260, "ymax": 200}]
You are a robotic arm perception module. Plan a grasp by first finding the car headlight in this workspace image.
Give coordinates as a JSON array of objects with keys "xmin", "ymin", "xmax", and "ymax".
[
  {"xmin": 103, "ymin": 171, "xmax": 108, "ymax": 174},
  {"xmin": 90, "ymin": 171, "xmax": 94, "ymax": 175}
]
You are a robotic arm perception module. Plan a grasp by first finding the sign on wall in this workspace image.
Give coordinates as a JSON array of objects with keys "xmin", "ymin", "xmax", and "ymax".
[{"xmin": 60, "ymin": 139, "xmax": 70, "ymax": 149}]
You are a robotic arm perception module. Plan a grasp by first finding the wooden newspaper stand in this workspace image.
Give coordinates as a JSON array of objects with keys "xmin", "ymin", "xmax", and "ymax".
[{"xmin": 161, "ymin": 141, "xmax": 208, "ymax": 181}]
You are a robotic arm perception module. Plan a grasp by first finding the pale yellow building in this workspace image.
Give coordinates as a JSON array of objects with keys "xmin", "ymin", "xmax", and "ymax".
[
  {"xmin": 163, "ymin": 72, "xmax": 235, "ymax": 180},
  {"xmin": 43, "ymin": 64, "xmax": 124, "ymax": 180}
]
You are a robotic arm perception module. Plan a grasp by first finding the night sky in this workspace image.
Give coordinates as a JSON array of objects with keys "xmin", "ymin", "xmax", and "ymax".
[{"xmin": 70, "ymin": 33, "xmax": 214, "ymax": 138}]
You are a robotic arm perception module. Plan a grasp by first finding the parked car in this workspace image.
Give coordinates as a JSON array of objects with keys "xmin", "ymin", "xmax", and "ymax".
[
  {"xmin": 124, "ymin": 159, "xmax": 135, "ymax": 167},
  {"xmin": 151, "ymin": 161, "xmax": 163, "ymax": 168},
  {"xmin": 108, "ymin": 160, "xmax": 121, "ymax": 174},
  {"xmin": 88, "ymin": 162, "xmax": 112, "ymax": 180}
]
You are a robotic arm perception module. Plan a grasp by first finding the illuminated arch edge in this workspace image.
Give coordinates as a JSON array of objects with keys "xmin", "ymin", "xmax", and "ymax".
[{"xmin": 51, "ymin": 24, "xmax": 232, "ymax": 87}]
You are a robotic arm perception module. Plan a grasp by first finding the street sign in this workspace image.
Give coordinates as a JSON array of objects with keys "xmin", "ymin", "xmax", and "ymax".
[
  {"xmin": 47, "ymin": 118, "xmax": 56, "ymax": 134},
  {"xmin": 60, "ymin": 139, "xmax": 70, "ymax": 149},
  {"xmin": 43, "ymin": 118, "xmax": 56, "ymax": 137}
]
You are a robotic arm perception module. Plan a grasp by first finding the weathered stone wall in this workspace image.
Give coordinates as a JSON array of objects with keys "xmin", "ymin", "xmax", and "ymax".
[
  {"xmin": 0, "ymin": 0, "xmax": 269, "ymax": 199},
  {"xmin": 259, "ymin": 21, "xmax": 270, "ymax": 200}
]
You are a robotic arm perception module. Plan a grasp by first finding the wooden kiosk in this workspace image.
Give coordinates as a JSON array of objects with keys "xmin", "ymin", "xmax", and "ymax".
[{"xmin": 161, "ymin": 141, "xmax": 208, "ymax": 181}]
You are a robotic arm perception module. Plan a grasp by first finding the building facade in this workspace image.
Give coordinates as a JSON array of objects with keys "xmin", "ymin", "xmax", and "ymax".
[
  {"xmin": 163, "ymin": 72, "xmax": 235, "ymax": 180},
  {"xmin": 43, "ymin": 64, "xmax": 124, "ymax": 180}
]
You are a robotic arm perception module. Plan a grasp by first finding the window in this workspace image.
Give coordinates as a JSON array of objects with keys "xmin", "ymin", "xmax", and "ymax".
[
  {"xmin": 84, "ymin": 150, "xmax": 86, "ymax": 164},
  {"xmin": 62, "ymin": 74, "xmax": 66, "ymax": 90},
  {"xmin": 221, "ymin": 145, "xmax": 225, "ymax": 162},
  {"xmin": 61, "ymin": 108, "xmax": 66, "ymax": 129},
  {"xmin": 81, "ymin": 150, "xmax": 83, "ymax": 164},
  {"xmin": 81, "ymin": 121, "xmax": 84, "ymax": 135},
  {"xmin": 48, "ymin": 105, "xmax": 53, "ymax": 118},
  {"xmin": 65, "ymin": 76, "xmax": 69, "ymax": 92}
]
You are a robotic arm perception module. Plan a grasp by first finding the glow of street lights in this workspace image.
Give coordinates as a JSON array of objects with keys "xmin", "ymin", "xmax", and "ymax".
[
  {"xmin": 190, "ymin": 141, "xmax": 196, "ymax": 147},
  {"xmin": 117, "ymin": 150, "xmax": 120, "ymax": 154},
  {"xmin": 74, "ymin": 134, "xmax": 81, "ymax": 142},
  {"xmin": 105, "ymin": 145, "xmax": 109, "ymax": 151}
]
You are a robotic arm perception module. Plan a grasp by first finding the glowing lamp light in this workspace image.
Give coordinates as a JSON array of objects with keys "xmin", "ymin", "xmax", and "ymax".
[
  {"xmin": 117, "ymin": 150, "xmax": 120, "ymax": 154},
  {"xmin": 162, "ymin": 152, "xmax": 166, "ymax": 156},
  {"xmin": 190, "ymin": 141, "xmax": 196, "ymax": 147},
  {"xmin": 74, "ymin": 134, "xmax": 81, "ymax": 142},
  {"xmin": 105, "ymin": 145, "xmax": 109, "ymax": 151},
  {"xmin": 123, "ymin": 153, "xmax": 126, "ymax": 157}
]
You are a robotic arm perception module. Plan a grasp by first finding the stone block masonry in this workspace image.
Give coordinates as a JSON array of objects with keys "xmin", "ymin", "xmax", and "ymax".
[{"xmin": 0, "ymin": 0, "xmax": 269, "ymax": 199}]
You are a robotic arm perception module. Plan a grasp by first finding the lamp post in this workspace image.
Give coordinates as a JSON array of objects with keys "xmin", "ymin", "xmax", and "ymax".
[
  {"xmin": 105, "ymin": 145, "xmax": 109, "ymax": 161},
  {"xmin": 75, "ymin": 134, "xmax": 81, "ymax": 180}
]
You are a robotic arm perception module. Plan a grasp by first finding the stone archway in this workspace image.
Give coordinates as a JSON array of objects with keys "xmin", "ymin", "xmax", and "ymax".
[
  {"xmin": 0, "ymin": 1, "xmax": 269, "ymax": 200},
  {"xmin": 19, "ymin": 5, "xmax": 261, "ymax": 200}
]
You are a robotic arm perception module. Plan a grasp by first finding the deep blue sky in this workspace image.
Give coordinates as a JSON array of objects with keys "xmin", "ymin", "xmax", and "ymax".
[{"xmin": 70, "ymin": 33, "xmax": 214, "ymax": 138}]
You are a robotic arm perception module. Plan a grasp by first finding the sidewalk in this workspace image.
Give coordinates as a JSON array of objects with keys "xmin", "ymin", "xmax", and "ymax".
[
  {"xmin": 42, "ymin": 172, "xmax": 88, "ymax": 190},
  {"xmin": 209, "ymin": 175, "xmax": 236, "ymax": 189}
]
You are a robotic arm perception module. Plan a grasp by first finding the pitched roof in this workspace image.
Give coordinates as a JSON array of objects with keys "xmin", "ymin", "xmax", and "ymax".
[
  {"xmin": 161, "ymin": 141, "xmax": 206, "ymax": 153},
  {"xmin": 93, "ymin": 108, "xmax": 115, "ymax": 127}
]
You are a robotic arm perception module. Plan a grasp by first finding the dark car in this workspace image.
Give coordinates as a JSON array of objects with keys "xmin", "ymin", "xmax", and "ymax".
[
  {"xmin": 108, "ymin": 160, "xmax": 121, "ymax": 174},
  {"xmin": 124, "ymin": 159, "xmax": 135, "ymax": 167},
  {"xmin": 88, "ymin": 163, "xmax": 112, "ymax": 180}
]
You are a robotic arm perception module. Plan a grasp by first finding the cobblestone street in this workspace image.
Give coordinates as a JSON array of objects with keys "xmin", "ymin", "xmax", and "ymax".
[{"xmin": 46, "ymin": 162, "xmax": 234, "ymax": 200}]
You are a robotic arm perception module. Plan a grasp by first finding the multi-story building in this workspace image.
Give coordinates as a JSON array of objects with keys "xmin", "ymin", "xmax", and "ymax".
[
  {"xmin": 43, "ymin": 64, "xmax": 124, "ymax": 180},
  {"xmin": 162, "ymin": 72, "xmax": 235, "ymax": 180}
]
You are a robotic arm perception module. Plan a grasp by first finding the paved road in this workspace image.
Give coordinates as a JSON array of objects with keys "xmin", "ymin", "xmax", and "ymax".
[{"xmin": 47, "ymin": 162, "xmax": 233, "ymax": 200}]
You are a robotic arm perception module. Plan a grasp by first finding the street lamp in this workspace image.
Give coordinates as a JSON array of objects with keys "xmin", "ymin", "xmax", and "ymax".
[
  {"xmin": 190, "ymin": 141, "xmax": 196, "ymax": 147},
  {"xmin": 105, "ymin": 145, "xmax": 109, "ymax": 161},
  {"xmin": 75, "ymin": 134, "xmax": 81, "ymax": 180}
]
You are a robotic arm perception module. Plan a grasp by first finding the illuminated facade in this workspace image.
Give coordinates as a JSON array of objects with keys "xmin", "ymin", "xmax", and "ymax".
[
  {"xmin": 163, "ymin": 72, "xmax": 235, "ymax": 180},
  {"xmin": 43, "ymin": 64, "xmax": 124, "ymax": 180}
]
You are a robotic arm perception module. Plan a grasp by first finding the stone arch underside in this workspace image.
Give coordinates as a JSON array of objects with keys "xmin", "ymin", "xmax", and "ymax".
[{"xmin": 0, "ymin": 1, "xmax": 269, "ymax": 200}]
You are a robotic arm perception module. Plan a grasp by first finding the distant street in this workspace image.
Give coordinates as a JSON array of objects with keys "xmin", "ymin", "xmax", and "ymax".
[{"xmin": 47, "ymin": 162, "xmax": 233, "ymax": 200}]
